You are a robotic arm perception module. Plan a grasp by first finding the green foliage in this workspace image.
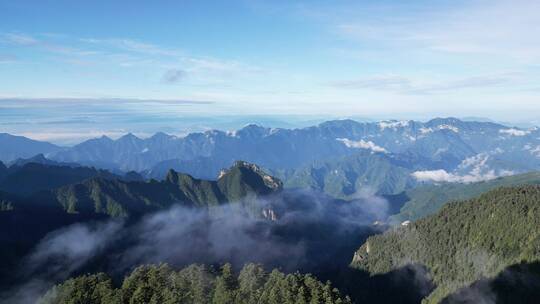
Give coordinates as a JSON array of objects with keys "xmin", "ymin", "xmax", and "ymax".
[
  {"xmin": 39, "ymin": 273, "xmax": 120, "ymax": 304},
  {"xmin": 41, "ymin": 263, "xmax": 350, "ymax": 304},
  {"xmin": 52, "ymin": 161, "xmax": 282, "ymax": 218},
  {"xmin": 212, "ymin": 264, "xmax": 237, "ymax": 304},
  {"xmin": 352, "ymin": 185, "xmax": 540, "ymax": 303},
  {"xmin": 121, "ymin": 263, "xmax": 175, "ymax": 304},
  {"xmin": 235, "ymin": 263, "xmax": 267, "ymax": 304}
]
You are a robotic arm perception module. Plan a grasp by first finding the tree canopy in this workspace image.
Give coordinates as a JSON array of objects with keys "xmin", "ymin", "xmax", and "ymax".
[{"xmin": 39, "ymin": 263, "xmax": 351, "ymax": 304}]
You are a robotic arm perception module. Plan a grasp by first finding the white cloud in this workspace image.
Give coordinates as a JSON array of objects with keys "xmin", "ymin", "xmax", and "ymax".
[
  {"xmin": 458, "ymin": 153, "xmax": 489, "ymax": 171},
  {"xmin": 378, "ymin": 120, "xmax": 410, "ymax": 130},
  {"xmin": 437, "ymin": 124, "xmax": 459, "ymax": 133},
  {"xmin": 419, "ymin": 124, "xmax": 459, "ymax": 135},
  {"xmin": 413, "ymin": 153, "xmax": 514, "ymax": 183},
  {"xmin": 419, "ymin": 127, "xmax": 433, "ymax": 134},
  {"xmin": 337, "ymin": 138, "xmax": 387, "ymax": 153},
  {"xmin": 499, "ymin": 128, "xmax": 530, "ymax": 136},
  {"xmin": 412, "ymin": 169, "xmax": 499, "ymax": 184}
]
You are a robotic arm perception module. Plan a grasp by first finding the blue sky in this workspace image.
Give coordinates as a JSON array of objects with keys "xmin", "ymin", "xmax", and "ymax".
[{"xmin": 1, "ymin": 0, "xmax": 539, "ymax": 143}]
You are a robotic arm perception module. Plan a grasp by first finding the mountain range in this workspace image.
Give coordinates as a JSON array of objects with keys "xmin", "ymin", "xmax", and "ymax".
[
  {"xmin": 3, "ymin": 118, "xmax": 540, "ymax": 303},
  {"xmin": 4, "ymin": 160, "xmax": 537, "ymax": 303},
  {"xmin": 2, "ymin": 118, "xmax": 539, "ymax": 200}
]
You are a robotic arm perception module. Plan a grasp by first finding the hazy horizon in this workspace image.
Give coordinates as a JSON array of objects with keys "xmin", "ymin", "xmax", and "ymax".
[{"xmin": 2, "ymin": 110, "xmax": 538, "ymax": 146}]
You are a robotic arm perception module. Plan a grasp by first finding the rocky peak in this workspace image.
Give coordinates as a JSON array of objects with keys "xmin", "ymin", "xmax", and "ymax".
[
  {"xmin": 118, "ymin": 133, "xmax": 141, "ymax": 142},
  {"xmin": 165, "ymin": 169, "xmax": 188, "ymax": 184},
  {"xmin": 220, "ymin": 161, "xmax": 283, "ymax": 191},
  {"xmin": 236, "ymin": 124, "xmax": 269, "ymax": 138},
  {"xmin": 150, "ymin": 131, "xmax": 173, "ymax": 141}
]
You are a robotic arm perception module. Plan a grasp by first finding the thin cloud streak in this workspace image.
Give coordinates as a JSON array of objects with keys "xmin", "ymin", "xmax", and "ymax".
[
  {"xmin": 0, "ymin": 97, "xmax": 215, "ymax": 106},
  {"xmin": 0, "ymin": 32, "xmax": 265, "ymax": 86},
  {"xmin": 1, "ymin": 32, "xmax": 99, "ymax": 57},
  {"xmin": 78, "ymin": 37, "xmax": 265, "ymax": 77},
  {"xmin": 329, "ymin": 73, "xmax": 521, "ymax": 95}
]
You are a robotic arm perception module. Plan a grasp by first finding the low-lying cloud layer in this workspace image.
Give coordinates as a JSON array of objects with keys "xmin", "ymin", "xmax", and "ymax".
[
  {"xmin": 337, "ymin": 138, "xmax": 387, "ymax": 153},
  {"xmin": 0, "ymin": 189, "xmax": 388, "ymax": 303},
  {"xmin": 412, "ymin": 153, "xmax": 514, "ymax": 183}
]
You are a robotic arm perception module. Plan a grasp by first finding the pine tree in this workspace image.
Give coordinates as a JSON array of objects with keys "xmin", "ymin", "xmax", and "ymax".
[
  {"xmin": 236, "ymin": 263, "xmax": 266, "ymax": 304},
  {"xmin": 295, "ymin": 286, "xmax": 308, "ymax": 304},
  {"xmin": 212, "ymin": 263, "xmax": 237, "ymax": 304}
]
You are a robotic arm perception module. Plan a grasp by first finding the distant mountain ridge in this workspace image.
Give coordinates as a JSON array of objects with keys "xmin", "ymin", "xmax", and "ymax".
[
  {"xmin": 2, "ymin": 118, "xmax": 539, "ymax": 198},
  {"xmin": 0, "ymin": 160, "xmax": 138, "ymax": 197},
  {"xmin": 48, "ymin": 118, "xmax": 539, "ymax": 176},
  {"xmin": 0, "ymin": 133, "xmax": 62, "ymax": 163},
  {"xmin": 7, "ymin": 153, "xmax": 80, "ymax": 168}
]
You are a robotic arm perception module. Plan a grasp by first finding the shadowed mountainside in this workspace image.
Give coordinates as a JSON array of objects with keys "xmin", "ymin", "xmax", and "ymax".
[{"xmin": 352, "ymin": 185, "xmax": 540, "ymax": 303}]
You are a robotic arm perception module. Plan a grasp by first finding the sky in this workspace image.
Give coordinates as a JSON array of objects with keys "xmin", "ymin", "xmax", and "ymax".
[{"xmin": 1, "ymin": 0, "xmax": 540, "ymax": 144}]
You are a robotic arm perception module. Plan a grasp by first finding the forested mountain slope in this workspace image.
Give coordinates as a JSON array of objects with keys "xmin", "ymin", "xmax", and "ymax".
[
  {"xmin": 441, "ymin": 261, "xmax": 540, "ymax": 304},
  {"xmin": 352, "ymin": 186, "xmax": 540, "ymax": 303},
  {"xmin": 46, "ymin": 161, "xmax": 282, "ymax": 217}
]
